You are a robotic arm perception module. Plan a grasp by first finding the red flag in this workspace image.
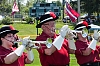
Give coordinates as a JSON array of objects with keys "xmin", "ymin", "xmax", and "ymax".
[
  {"xmin": 11, "ymin": 1, "xmax": 19, "ymax": 16},
  {"xmin": 64, "ymin": 2, "xmax": 80, "ymax": 22}
]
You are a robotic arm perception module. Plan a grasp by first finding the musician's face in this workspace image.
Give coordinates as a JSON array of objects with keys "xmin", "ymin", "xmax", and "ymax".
[
  {"xmin": 1, "ymin": 33, "xmax": 15, "ymax": 48},
  {"xmin": 41, "ymin": 21, "xmax": 56, "ymax": 37}
]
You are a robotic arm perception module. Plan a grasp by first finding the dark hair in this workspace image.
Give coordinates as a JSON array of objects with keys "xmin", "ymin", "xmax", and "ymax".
[{"xmin": 0, "ymin": 33, "xmax": 7, "ymax": 45}]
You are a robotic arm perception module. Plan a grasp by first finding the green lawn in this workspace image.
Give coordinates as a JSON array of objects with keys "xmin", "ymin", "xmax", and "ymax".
[{"xmin": 0, "ymin": 22, "xmax": 79, "ymax": 66}]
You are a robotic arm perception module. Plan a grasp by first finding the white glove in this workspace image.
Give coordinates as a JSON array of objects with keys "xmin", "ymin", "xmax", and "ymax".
[
  {"xmin": 68, "ymin": 39, "xmax": 76, "ymax": 50},
  {"xmin": 66, "ymin": 30, "xmax": 76, "ymax": 50},
  {"xmin": 25, "ymin": 40, "xmax": 33, "ymax": 51},
  {"xmin": 60, "ymin": 25, "xmax": 70, "ymax": 38},
  {"xmin": 14, "ymin": 36, "xmax": 30, "ymax": 56},
  {"xmin": 93, "ymin": 30, "xmax": 100, "ymax": 41},
  {"xmin": 26, "ymin": 42, "xmax": 34, "ymax": 61},
  {"xmin": 27, "ymin": 50, "xmax": 34, "ymax": 61},
  {"xmin": 22, "ymin": 36, "xmax": 30, "ymax": 46},
  {"xmin": 53, "ymin": 25, "xmax": 70, "ymax": 50},
  {"xmin": 66, "ymin": 30, "xmax": 76, "ymax": 40},
  {"xmin": 88, "ymin": 30, "xmax": 99, "ymax": 50},
  {"xmin": 53, "ymin": 35, "xmax": 64, "ymax": 50},
  {"xmin": 88, "ymin": 38, "xmax": 97, "ymax": 50},
  {"xmin": 23, "ymin": 38, "xmax": 34, "ymax": 61}
]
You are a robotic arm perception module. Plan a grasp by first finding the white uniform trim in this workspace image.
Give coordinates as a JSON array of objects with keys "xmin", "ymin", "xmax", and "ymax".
[
  {"xmin": 72, "ymin": 30, "xmax": 82, "ymax": 33},
  {"xmin": 77, "ymin": 21, "xmax": 83, "ymax": 25},
  {"xmin": 41, "ymin": 17, "xmax": 53, "ymax": 23},
  {"xmin": 76, "ymin": 26, "xmax": 86, "ymax": 30},
  {"xmin": 0, "ymin": 30, "xmax": 11, "ymax": 34}
]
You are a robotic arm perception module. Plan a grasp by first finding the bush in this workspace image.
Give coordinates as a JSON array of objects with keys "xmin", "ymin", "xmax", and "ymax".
[
  {"xmin": 25, "ymin": 17, "xmax": 33, "ymax": 24},
  {"xmin": 1, "ymin": 16, "xmax": 12, "ymax": 25}
]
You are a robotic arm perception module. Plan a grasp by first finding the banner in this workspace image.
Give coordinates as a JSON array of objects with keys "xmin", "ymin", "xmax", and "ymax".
[
  {"xmin": 11, "ymin": 1, "xmax": 19, "ymax": 16},
  {"xmin": 64, "ymin": 2, "xmax": 80, "ymax": 22}
]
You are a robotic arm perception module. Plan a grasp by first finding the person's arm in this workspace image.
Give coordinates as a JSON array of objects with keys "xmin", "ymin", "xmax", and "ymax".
[
  {"xmin": 25, "ymin": 42, "xmax": 34, "ymax": 64},
  {"xmin": 25, "ymin": 50, "xmax": 34, "ymax": 64},
  {"xmin": 69, "ymin": 49, "xmax": 75, "ymax": 54},
  {"xmin": 45, "ymin": 25, "xmax": 70, "ymax": 55},
  {"xmin": 67, "ymin": 32, "xmax": 76, "ymax": 50},
  {"xmin": 82, "ymin": 39, "xmax": 97, "ymax": 56},
  {"xmin": 44, "ymin": 45, "xmax": 56, "ymax": 55},
  {"xmin": 4, "ymin": 36, "xmax": 30, "ymax": 64},
  {"xmin": 4, "ymin": 52, "xmax": 19, "ymax": 64},
  {"xmin": 82, "ymin": 48, "xmax": 92, "ymax": 56},
  {"xmin": 65, "ymin": 29, "xmax": 76, "ymax": 54},
  {"xmin": 82, "ymin": 30, "xmax": 100, "ymax": 56}
]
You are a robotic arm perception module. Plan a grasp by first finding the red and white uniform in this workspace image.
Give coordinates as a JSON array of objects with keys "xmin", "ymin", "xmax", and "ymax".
[
  {"xmin": 36, "ymin": 31, "xmax": 70, "ymax": 66},
  {"xmin": 0, "ymin": 46, "xmax": 27, "ymax": 66},
  {"xmin": 75, "ymin": 40, "xmax": 100, "ymax": 65}
]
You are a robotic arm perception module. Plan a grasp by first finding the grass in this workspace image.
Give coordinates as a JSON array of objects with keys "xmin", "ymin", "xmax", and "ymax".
[
  {"xmin": 0, "ymin": 22, "xmax": 79, "ymax": 66},
  {"xmin": 70, "ymin": 54, "xmax": 79, "ymax": 66}
]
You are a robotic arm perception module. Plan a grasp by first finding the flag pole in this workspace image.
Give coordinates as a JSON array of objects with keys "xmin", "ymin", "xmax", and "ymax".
[
  {"xmin": 12, "ymin": 0, "xmax": 16, "ymax": 22},
  {"xmin": 77, "ymin": 0, "xmax": 80, "ymax": 22},
  {"xmin": 62, "ymin": 0, "xmax": 65, "ymax": 20}
]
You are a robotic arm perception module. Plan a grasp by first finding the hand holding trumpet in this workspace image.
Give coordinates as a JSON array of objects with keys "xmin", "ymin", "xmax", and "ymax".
[
  {"xmin": 93, "ymin": 30, "xmax": 100, "ymax": 42},
  {"xmin": 21, "ymin": 36, "xmax": 50, "ymax": 50}
]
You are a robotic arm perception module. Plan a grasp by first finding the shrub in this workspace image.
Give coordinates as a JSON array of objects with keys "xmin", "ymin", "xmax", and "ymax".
[
  {"xmin": 25, "ymin": 16, "xmax": 33, "ymax": 24},
  {"xmin": 2, "ymin": 16, "xmax": 12, "ymax": 25}
]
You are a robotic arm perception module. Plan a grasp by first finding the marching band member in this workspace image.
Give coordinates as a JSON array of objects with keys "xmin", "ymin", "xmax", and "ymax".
[
  {"xmin": 0, "ymin": 25, "xmax": 34, "ymax": 66},
  {"xmin": 73, "ymin": 21, "xmax": 100, "ymax": 66},
  {"xmin": 35, "ymin": 11, "xmax": 76, "ymax": 66}
]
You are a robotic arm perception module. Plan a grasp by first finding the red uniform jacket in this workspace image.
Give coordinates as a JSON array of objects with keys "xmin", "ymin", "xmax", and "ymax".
[
  {"xmin": 75, "ymin": 40, "xmax": 100, "ymax": 65},
  {"xmin": 0, "ymin": 46, "xmax": 27, "ymax": 66},
  {"xmin": 36, "ymin": 31, "xmax": 70, "ymax": 66}
]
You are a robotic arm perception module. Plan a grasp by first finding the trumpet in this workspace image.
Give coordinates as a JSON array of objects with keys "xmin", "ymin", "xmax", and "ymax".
[
  {"xmin": 27, "ymin": 40, "xmax": 48, "ymax": 49},
  {"xmin": 21, "ymin": 37, "xmax": 53, "ymax": 49},
  {"xmin": 29, "ymin": 40, "xmax": 47, "ymax": 44}
]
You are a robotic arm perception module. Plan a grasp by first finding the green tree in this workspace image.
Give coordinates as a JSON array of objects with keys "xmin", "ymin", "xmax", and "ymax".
[
  {"xmin": 93, "ymin": 0, "xmax": 100, "ymax": 21},
  {"xmin": 0, "ymin": 0, "xmax": 12, "ymax": 15},
  {"xmin": 81, "ymin": 0, "xmax": 100, "ymax": 21},
  {"xmin": 56, "ymin": 0, "xmax": 61, "ymax": 6},
  {"xmin": 70, "ymin": 1, "xmax": 78, "ymax": 12}
]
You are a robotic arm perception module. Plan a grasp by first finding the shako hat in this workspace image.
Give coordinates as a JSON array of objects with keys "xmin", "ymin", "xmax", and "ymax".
[
  {"xmin": 74, "ymin": 21, "xmax": 91, "ymax": 31},
  {"xmin": 0, "ymin": 25, "xmax": 19, "ymax": 36},
  {"xmin": 36, "ymin": 11, "xmax": 58, "ymax": 28}
]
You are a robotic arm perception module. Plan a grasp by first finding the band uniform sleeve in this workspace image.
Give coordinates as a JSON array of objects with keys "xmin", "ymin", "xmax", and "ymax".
[
  {"xmin": 0, "ymin": 55, "xmax": 6, "ymax": 64},
  {"xmin": 75, "ymin": 40, "xmax": 87, "ymax": 55},
  {"xmin": 96, "ymin": 46, "xmax": 100, "ymax": 54},
  {"xmin": 23, "ymin": 52, "xmax": 27, "ymax": 63},
  {"xmin": 75, "ymin": 48, "xmax": 86, "ymax": 55}
]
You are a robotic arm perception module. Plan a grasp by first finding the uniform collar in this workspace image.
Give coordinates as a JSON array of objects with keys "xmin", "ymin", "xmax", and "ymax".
[{"xmin": 41, "ymin": 31, "xmax": 58, "ymax": 40}]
